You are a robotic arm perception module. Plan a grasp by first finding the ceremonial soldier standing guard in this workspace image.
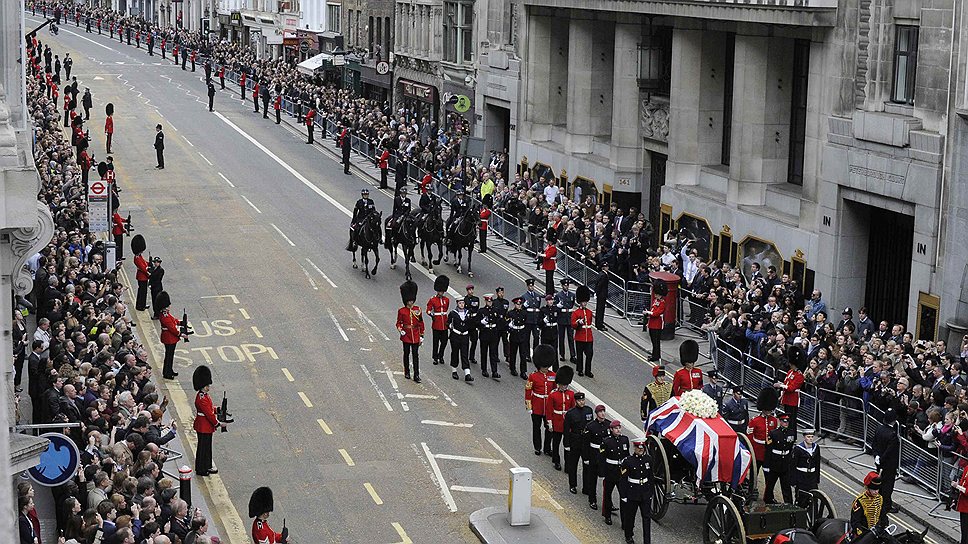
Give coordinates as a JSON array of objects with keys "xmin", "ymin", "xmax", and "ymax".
[
  {"xmin": 540, "ymin": 295, "xmax": 559, "ymax": 365},
  {"xmin": 775, "ymin": 352, "xmax": 806, "ymax": 434},
  {"xmin": 525, "ymin": 345, "xmax": 556, "ymax": 455},
  {"xmin": 378, "ymin": 147, "xmax": 390, "ymax": 189},
  {"xmin": 600, "ymin": 420, "xmax": 629, "ymax": 525},
  {"xmin": 132, "ymin": 235, "xmax": 149, "ymax": 311},
  {"xmin": 547, "ymin": 366, "xmax": 575, "ymax": 471},
  {"xmin": 643, "ymin": 282, "xmax": 667, "ymax": 361},
  {"xmin": 249, "ymin": 487, "xmax": 288, "ymax": 544},
  {"xmin": 721, "ymin": 386, "xmax": 750, "ymax": 433},
  {"xmin": 427, "ymin": 275, "xmax": 450, "ymax": 366},
  {"xmin": 507, "ymin": 297, "xmax": 529, "ymax": 377},
  {"xmin": 193, "ymin": 365, "xmax": 227, "ymax": 476},
  {"xmin": 447, "ymin": 296, "xmax": 474, "ymax": 382},
  {"xmin": 479, "ymin": 195, "xmax": 492, "ymax": 253},
  {"xmin": 477, "ymin": 295, "xmax": 502, "ymax": 379},
  {"xmin": 564, "ymin": 392, "xmax": 593, "ymax": 494},
  {"xmin": 748, "ymin": 388, "xmax": 780, "ymax": 476},
  {"xmin": 157, "ymin": 292, "xmax": 186, "ymax": 380},
  {"xmin": 396, "ymin": 281, "xmax": 424, "ymax": 383},
  {"xmin": 763, "ymin": 413, "xmax": 796, "ymax": 504},
  {"xmin": 584, "ymin": 406, "xmax": 611, "ymax": 509},
  {"xmin": 554, "ymin": 279, "xmax": 576, "ymax": 363},
  {"xmin": 112, "ymin": 211, "xmax": 127, "ymax": 260},
  {"xmin": 671, "ymin": 340, "xmax": 703, "ymax": 396},
  {"xmin": 572, "ymin": 286, "xmax": 595, "ymax": 377},
  {"xmin": 640, "ymin": 365, "xmax": 672, "ymax": 422},
  {"xmin": 791, "ymin": 428, "xmax": 820, "ymax": 495},
  {"xmin": 149, "ymin": 257, "xmax": 165, "ymax": 319},
  {"xmin": 539, "ymin": 234, "xmax": 557, "ymax": 296},
  {"xmin": 619, "ymin": 438, "xmax": 653, "ymax": 544}
]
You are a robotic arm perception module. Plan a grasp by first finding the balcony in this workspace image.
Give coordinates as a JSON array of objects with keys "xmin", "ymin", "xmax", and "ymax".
[{"xmin": 523, "ymin": 0, "xmax": 838, "ymax": 27}]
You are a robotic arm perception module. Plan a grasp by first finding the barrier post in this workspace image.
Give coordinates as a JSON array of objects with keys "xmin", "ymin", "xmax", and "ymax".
[{"xmin": 179, "ymin": 465, "xmax": 193, "ymax": 505}]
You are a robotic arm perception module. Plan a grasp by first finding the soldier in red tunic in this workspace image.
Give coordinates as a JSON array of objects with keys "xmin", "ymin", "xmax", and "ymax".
[
  {"xmin": 427, "ymin": 275, "xmax": 450, "ymax": 366},
  {"xmin": 671, "ymin": 340, "xmax": 703, "ymax": 396},
  {"xmin": 305, "ymin": 107, "xmax": 316, "ymax": 144},
  {"xmin": 526, "ymin": 345, "xmax": 557, "ymax": 456},
  {"xmin": 112, "ymin": 212, "xmax": 126, "ymax": 260},
  {"xmin": 547, "ymin": 365, "xmax": 576, "ymax": 471},
  {"xmin": 249, "ymin": 487, "xmax": 288, "ymax": 544},
  {"xmin": 396, "ymin": 281, "xmax": 424, "ymax": 383},
  {"xmin": 540, "ymin": 233, "xmax": 557, "ymax": 296},
  {"xmin": 193, "ymin": 365, "xmax": 227, "ymax": 476},
  {"xmin": 157, "ymin": 292, "xmax": 186, "ymax": 379},
  {"xmin": 643, "ymin": 281, "xmax": 668, "ymax": 361},
  {"xmin": 131, "ymin": 235, "xmax": 150, "ymax": 310},
  {"xmin": 479, "ymin": 195, "xmax": 492, "ymax": 253},
  {"xmin": 774, "ymin": 347, "xmax": 806, "ymax": 434},
  {"xmin": 571, "ymin": 285, "xmax": 595, "ymax": 377},
  {"xmin": 746, "ymin": 388, "xmax": 780, "ymax": 475}
]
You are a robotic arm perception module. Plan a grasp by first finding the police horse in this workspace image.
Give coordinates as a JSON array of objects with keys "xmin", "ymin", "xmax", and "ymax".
[
  {"xmin": 445, "ymin": 204, "xmax": 479, "ymax": 278},
  {"xmin": 386, "ymin": 211, "xmax": 418, "ymax": 281},
  {"xmin": 417, "ymin": 196, "xmax": 445, "ymax": 274},
  {"xmin": 348, "ymin": 210, "xmax": 382, "ymax": 279}
]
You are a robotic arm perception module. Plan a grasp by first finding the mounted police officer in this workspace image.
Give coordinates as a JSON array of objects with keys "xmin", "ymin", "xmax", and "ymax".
[
  {"xmin": 721, "ymin": 386, "xmax": 750, "ymax": 433},
  {"xmin": 447, "ymin": 189, "xmax": 469, "ymax": 233},
  {"xmin": 564, "ymin": 392, "xmax": 593, "ymax": 494},
  {"xmin": 554, "ymin": 278, "xmax": 577, "ymax": 363},
  {"xmin": 392, "ymin": 186, "xmax": 412, "ymax": 218},
  {"xmin": 763, "ymin": 413, "xmax": 796, "ymax": 504},
  {"xmin": 619, "ymin": 438, "xmax": 653, "ymax": 544},
  {"xmin": 348, "ymin": 188, "xmax": 376, "ymax": 249}
]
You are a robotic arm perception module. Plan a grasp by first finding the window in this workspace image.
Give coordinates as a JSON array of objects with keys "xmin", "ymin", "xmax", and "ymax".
[
  {"xmin": 443, "ymin": 1, "xmax": 473, "ymax": 63},
  {"xmin": 637, "ymin": 25, "xmax": 672, "ymax": 97},
  {"xmin": 892, "ymin": 25, "xmax": 918, "ymax": 104},
  {"xmin": 327, "ymin": 4, "xmax": 340, "ymax": 33},
  {"xmin": 788, "ymin": 39, "xmax": 810, "ymax": 186}
]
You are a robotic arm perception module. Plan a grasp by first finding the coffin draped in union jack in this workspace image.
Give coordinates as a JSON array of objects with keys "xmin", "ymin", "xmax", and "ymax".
[{"xmin": 646, "ymin": 396, "xmax": 753, "ymax": 489}]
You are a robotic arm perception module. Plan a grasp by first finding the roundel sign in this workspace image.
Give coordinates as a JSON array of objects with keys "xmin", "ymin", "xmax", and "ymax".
[
  {"xmin": 454, "ymin": 94, "xmax": 471, "ymax": 113},
  {"xmin": 89, "ymin": 180, "xmax": 107, "ymax": 198},
  {"xmin": 28, "ymin": 433, "xmax": 81, "ymax": 487},
  {"xmin": 375, "ymin": 61, "xmax": 390, "ymax": 75}
]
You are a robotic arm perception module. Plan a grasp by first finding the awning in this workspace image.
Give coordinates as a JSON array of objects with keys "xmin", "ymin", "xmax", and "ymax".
[{"xmin": 296, "ymin": 53, "xmax": 333, "ymax": 75}]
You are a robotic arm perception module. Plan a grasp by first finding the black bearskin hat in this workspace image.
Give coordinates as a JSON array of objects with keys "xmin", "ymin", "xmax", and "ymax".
[
  {"xmin": 576, "ymin": 285, "xmax": 591, "ymax": 304},
  {"xmin": 400, "ymin": 281, "xmax": 418, "ymax": 305},
  {"xmin": 533, "ymin": 344, "xmax": 556, "ymax": 369},
  {"xmin": 555, "ymin": 365, "xmax": 575, "ymax": 386},
  {"xmin": 786, "ymin": 345, "xmax": 807, "ymax": 371},
  {"xmin": 153, "ymin": 291, "xmax": 171, "ymax": 310},
  {"xmin": 680, "ymin": 340, "xmax": 699, "ymax": 365},
  {"xmin": 482, "ymin": 194, "xmax": 493, "ymax": 208},
  {"xmin": 433, "ymin": 275, "xmax": 450, "ymax": 293},
  {"xmin": 192, "ymin": 365, "xmax": 212, "ymax": 392},
  {"xmin": 756, "ymin": 387, "xmax": 779, "ymax": 413},
  {"xmin": 105, "ymin": 103, "xmax": 114, "ymax": 116},
  {"xmin": 248, "ymin": 487, "xmax": 273, "ymax": 518},
  {"xmin": 131, "ymin": 234, "xmax": 146, "ymax": 255},
  {"xmin": 97, "ymin": 161, "xmax": 109, "ymax": 178},
  {"xmin": 653, "ymin": 281, "xmax": 668, "ymax": 297}
]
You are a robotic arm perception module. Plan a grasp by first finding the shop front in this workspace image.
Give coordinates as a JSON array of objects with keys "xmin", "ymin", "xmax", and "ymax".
[
  {"xmin": 360, "ymin": 60, "xmax": 391, "ymax": 103},
  {"xmin": 397, "ymin": 79, "xmax": 437, "ymax": 123}
]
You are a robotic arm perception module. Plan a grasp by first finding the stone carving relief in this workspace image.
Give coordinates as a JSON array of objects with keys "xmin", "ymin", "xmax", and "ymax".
[
  {"xmin": 8, "ymin": 201, "xmax": 55, "ymax": 296},
  {"xmin": 640, "ymin": 96, "xmax": 670, "ymax": 143}
]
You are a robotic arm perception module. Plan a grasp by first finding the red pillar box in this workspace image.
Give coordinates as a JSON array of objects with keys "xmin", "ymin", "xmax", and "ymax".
[{"xmin": 649, "ymin": 271, "xmax": 680, "ymax": 340}]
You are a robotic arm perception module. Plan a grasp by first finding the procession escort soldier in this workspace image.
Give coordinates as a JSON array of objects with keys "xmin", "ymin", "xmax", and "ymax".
[
  {"xmin": 274, "ymin": 94, "xmax": 282, "ymax": 124},
  {"xmin": 539, "ymin": 233, "xmax": 558, "ymax": 296},
  {"xmin": 494, "ymin": 286, "xmax": 511, "ymax": 362},
  {"xmin": 540, "ymin": 295, "xmax": 559, "ymax": 366},
  {"xmin": 601, "ymin": 419, "xmax": 630, "ymax": 525},
  {"xmin": 157, "ymin": 292, "xmax": 186, "ymax": 380},
  {"xmin": 564, "ymin": 392, "xmax": 593, "ymax": 494},
  {"xmin": 522, "ymin": 278, "xmax": 543, "ymax": 349},
  {"xmin": 252, "ymin": 81, "xmax": 261, "ymax": 113},
  {"xmin": 507, "ymin": 297, "xmax": 529, "ymax": 378},
  {"xmin": 547, "ymin": 365, "xmax": 576, "ymax": 471},
  {"xmin": 774, "ymin": 349, "xmax": 806, "ymax": 434},
  {"xmin": 477, "ymin": 295, "xmax": 502, "ymax": 379},
  {"xmin": 396, "ymin": 281, "xmax": 424, "ymax": 383},
  {"xmin": 448, "ymin": 296, "xmax": 474, "ymax": 382},
  {"xmin": 447, "ymin": 190, "xmax": 469, "ymax": 232},
  {"xmin": 791, "ymin": 428, "xmax": 820, "ymax": 495},
  {"xmin": 104, "ymin": 103, "xmax": 114, "ymax": 154},
  {"xmin": 149, "ymin": 257, "xmax": 165, "ymax": 319},
  {"xmin": 702, "ymin": 369, "xmax": 726, "ymax": 411},
  {"xmin": 193, "ymin": 366, "xmax": 228, "ymax": 477},
  {"xmin": 619, "ymin": 438, "xmax": 653, "ymax": 544},
  {"xmin": 249, "ymin": 487, "xmax": 289, "ymax": 544},
  {"xmin": 643, "ymin": 282, "xmax": 667, "ymax": 360},
  {"xmin": 479, "ymin": 195, "xmax": 492, "ymax": 253},
  {"xmin": 554, "ymin": 278, "xmax": 577, "ymax": 363},
  {"xmin": 848, "ymin": 473, "xmax": 884, "ymax": 543},
  {"xmin": 348, "ymin": 188, "xmax": 375, "ymax": 250},
  {"xmin": 640, "ymin": 365, "xmax": 672, "ymax": 421},
  {"xmin": 342, "ymin": 128, "xmax": 353, "ymax": 175},
  {"xmin": 378, "ymin": 146, "xmax": 390, "ymax": 189},
  {"xmin": 427, "ymin": 275, "xmax": 450, "ymax": 366},
  {"xmin": 671, "ymin": 340, "xmax": 703, "ymax": 396},
  {"xmin": 464, "ymin": 285, "xmax": 480, "ymax": 365},
  {"xmin": 748, "ymin": 388, "xmax": 780, "ymax": 474},
  {"xmin": 584, "ymin": 405, "xmax": 611, "ymax": 509},
  {"xmin": 190, "ymin": 49, "xmax": 197, "ymax": 72},
  {"xmin": 131, "ymin": 235, "xmax": 150, "ymax": 311},
  {"xmin": 763, "ymin": 413, "xmax": 796, "ymax": 504},
  {"xmin": 219, "ymin": 64, "xmax": 226, "ymax": 89},
  {"xmin": 305, "ymin": 106, "xmax": 316, "ymax": 144},
  {"xmin": 526, "ymin": 345, "xmax": 556, "ymax": 455},
  {"xmin": 721, "ymin": 386, "xmax": 750, "ymax": 433},
  {"xmin": 391, "ymin": 187, "xmax": 412, "ymax": 227},
  {"xmin": 572, "ymin": 285, "xmax": 595, "ymax": 377}
]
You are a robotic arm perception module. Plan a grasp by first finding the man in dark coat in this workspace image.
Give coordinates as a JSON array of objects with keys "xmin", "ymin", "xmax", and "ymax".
[
  {"xmin": 593, "ymin": 262, "xmax": 610, "ymax": 331},
  {"xmin": 872, "ymin": 409, "xmax": 900, "ymax": 522},
  {"xmin": 342, "ymin": 129, "xmax": 352, "ymax": 175}
]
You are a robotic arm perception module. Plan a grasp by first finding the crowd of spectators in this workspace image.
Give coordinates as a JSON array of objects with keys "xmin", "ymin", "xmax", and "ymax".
[{"xmin": 15, "ymin": 27, "xmax": 218, "ymax": 544}]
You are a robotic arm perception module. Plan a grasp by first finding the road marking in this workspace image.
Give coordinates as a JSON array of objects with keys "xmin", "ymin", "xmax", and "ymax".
[
  {"xmin": 338, "ymin": 449, "xmax": 355, "ymax": 466},
  {"xmin": 364, "ymin": 483, "xmax": 384, "ymax": 505},
  {"xmin": 27, "ymin": 17, "xmax": 117, "ymax": 51},
  {"xmin": 217, "ymin": 172, "xmax": 236, "ymax": 187},
  {"xmin": 198, "ymin": 152, "xmax": 213, "ymax": 165},
  {"xmin": 317, "ymin": 419, "xmax": 333, "ymax": 435},
  {"xmin": 354, "ymin": 306, "xmax": 390, "ymax": 340},
  {"xmin": 434, "ymin": 454, "xmax": 502, "ymax": 464},
  {"xmin": 327, "ymin": 309, "xmax": 349, "ymax": 341},
  {"xmin": 421, "ymin": 420, "xmax": 473, "ymax": 428},
  {"xmin": 361, "ymin": 365, "xmax": 394, "ymax": 411},
  {"xmin": 570, "ymin": 381, "xmax": 644, "ymax": 440},
  {"xmin": 390, "ymin": 523, "xmax": 412, "ymax": 544},
  {"xmin": 182, "ymin": 135, "xmax": 195, "ymax": 147},
  {"xmin": 239, "ymin": 308, "xmax": 251, "ymax": 320},
  {"xmin": 450, "ymin": 485, "xmax": 508, "ymax": 495},
  {"xmin": 425, "ymin": 378, "xmax": 458, "ymax": 407},
  {"xmin": 305, "ymin": 258, "xmax": 337, "ymax": 288},
  {"xmin": 251, "ymin": 326, "xmax": 263, "ymax": 338},
  {"xmin": 420, "ymin": 442, "xmax": 458, "ymax": 513},
  {"xmin": 281, "ymin": 368, "xmax": 294, "ymax": 382},
  {"xmin": 240, "ymin": 195, "xmax": 262, "ymax": 213},
  {"xmin": 405, "ymin": 394, "xmax": 439, "ymax": 399},
  {"xmin": 297, "ymin": 392, "xmax": 313, "ymax": 408},
  {"xmin": 199, "ymin": 294, "xmax": 240, "ymax": 303},
  {"xmin": 299, "ymin": 264, "xmax": 319, "ymax": 290},
  {"xmin": 270, "ymin": 223, "xmax": 296, "ymax": 246}
]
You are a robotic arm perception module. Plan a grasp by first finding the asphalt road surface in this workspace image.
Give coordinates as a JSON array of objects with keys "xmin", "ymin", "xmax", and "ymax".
[{"xmin": 31, "ymin": 18, "xmax": 941, "ymax": 544}]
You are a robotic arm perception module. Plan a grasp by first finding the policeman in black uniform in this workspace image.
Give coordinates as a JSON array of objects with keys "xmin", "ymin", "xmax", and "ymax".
[
  {"xmin": 763, "ymin": 413, "xmax": 796, "ymax": 504},
  {"xmin": 392, "ymin": 186, "xmax": 412, "ymax": 217},
  {"xmin": 600, "ymin": 420, "xmax": 629, "ymax": 525},
  {"xmin": 583, "ymin": 405, "xmax": 610, "ymax": 509},
  {"xmin": 720, "ymin": 386, "xmax": 750, "ymax": 433},
  {"xmin": 204, "ymin": 59, "xmax": 212, "ymax": 83},
  {"xmin": 554, "ymin": 278, "xmax": 577, "ymax": 363},
  {"xmin": 619, "ymin": 438, "xmax": 653, "ymax": 544},
  {"xmin": 464, "ymin": 284, "xmax": 480, "ymax": 365},
  {"xmin": 540, "ymin": 295, "xmax": 559, "ymax": 367},
  {"xmin": 507, "ymin": 297, "xmax": 529, "ymax": 377},
  {"xmin": 702, "ymin": 369, "xmax": 726, "ymax": 411},
  {"xmin": 564, "ymin": 392, "xmax": 593, "ymax": 494},
  {"xmin": 522, "ymin": 278, "xmax": 543, "ymax": 350},
  {"xmin": 477, "ymin": 294, "xmax": 502, "ymax": 378},
  {"xmin": 447, "ymin": 190, "xmax": 469, "ymax": 232},
  {"xmin": 791, "ymin": 428, "xmax": 821, "ymax": 496},
  {"xmin": 207, "ymin": 81, "xmax": 216, "ymax": 112},
  {"xmin": 148, "ymin": 257, "xmax": 165, "ymax": 320},
  {"xmin": 348, "ymin": 188, "xmax": 375, "ymax": 249},
  {"xmin": 342, "ymin": 128, "xmax": 352, "ymax": 174}
]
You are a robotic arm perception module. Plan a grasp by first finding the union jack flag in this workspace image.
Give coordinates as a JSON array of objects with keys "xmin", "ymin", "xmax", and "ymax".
[{"xmin": 647, "ymin": 397, "xmax": 752, "ymax": 488}]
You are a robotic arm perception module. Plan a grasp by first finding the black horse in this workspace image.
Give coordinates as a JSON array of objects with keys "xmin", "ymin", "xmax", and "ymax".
[
  {"xmin": 348, "ymin": 210, "xmax": 382, "ymax": 279},
  {"xmin": 418, "ymin": 196, "xmax": 445, "ymax": 274},
  {"xmin": 445, "ymin": 204, "xmax": 479, "ymax": 278},
  {"xmin": 769, "ymin": 520, "xmax": 928, "ymax": 544},
  {"xmin": 386, "ymin": 211, "xmax": 418, "ymax": 281}
]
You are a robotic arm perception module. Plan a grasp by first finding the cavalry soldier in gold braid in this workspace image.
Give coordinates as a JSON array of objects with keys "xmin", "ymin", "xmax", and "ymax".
[
  {"xmin": 847, "ymin": 471, "xmax": 885, "ymax": 543},
  {"xmin": 640, "ymin": 365, "xmax": 672, "ymax": 422}
]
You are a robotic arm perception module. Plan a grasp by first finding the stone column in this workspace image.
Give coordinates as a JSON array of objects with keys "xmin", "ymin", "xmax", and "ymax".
[
  {"xmin": 565, "ymin": 16, "xmax": 594, "ymax": 154},
  {"xmin": 525, "ymin": 14, "xmax": 553, "ymax": 141},
  {"xmin": 610, "ymin": 22, "xmax": 641, "ymax": 187},
  {"xmin": 667, "ymin": 27, "xmax": 703, "ymax": 187}
]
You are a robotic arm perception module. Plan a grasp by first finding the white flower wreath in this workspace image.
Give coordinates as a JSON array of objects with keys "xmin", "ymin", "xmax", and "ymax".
[{"xmin": 680, "ymin": 390, "xmax": 719, "ymax": 419}]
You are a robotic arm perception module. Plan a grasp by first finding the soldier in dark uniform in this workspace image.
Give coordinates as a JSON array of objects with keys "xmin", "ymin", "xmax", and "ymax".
[
  {"xmin": 261, "ymin": 85, "xmax": 270, "ymax": 118},
  {"xmin": 148, "ymin": 257, "xmax": 165, "ymax": 319},
  {"xmin": 507, "ymin": 297, "xmax": 529, "ymax": 377},
  {"xmin": 147, "ymin": 32, "xmax": 154, "ymax": 56},
  {"xmin": 342, "ymin": 128, "xmax": 352, "ymax": 175},
  {"xmin": 583, "ymin": 406, "xmax": 610, "ymax": 509},
  {"xmin": 600, "ymin": 420, "xmax": 629, "ymax": 525},
  {"xmin": 619, "ymin": 438, "xmax": 653, "ymax": 544},
  {"xmin": 554, "ymin": 278, "xmax": 577, "ymax": 363},
  {"xmin": 720, "ymin": 386, "xmax": 750, "ymax": 433},
  {"xmin": 522, "ymin": 278, "xmax": 543, "ymax": 350},
  {"xmin": 181, "ymin": 46, "xmax": 188, "ymax": 70},
  {"xmin": 763, "ymin": 413, "xmax": 796, "ymax": 504},
  {"xmin": 207, "ymin": 81, "xmax": 216, "ymax": 112},
  {"xmin": 564, "ymin": 392, "xmax": 593, "ymax": 494},
  {"xmin": 447, "ymin": 297, "xmax": 474, "ymax": 382},
  {"xmin": 204, "ymin": 59, "xmax": 212, "ymax": 83},
  {"xmin": 418, "ymin": 187, "xmax": 435, "ymax": 216},
  {"xmin": 478, "ymin": 295, "xmax": 502, "ymax": 378},
  {"xmin": 791, "ymin": 428, "xmax": 820, "ymax": 497},
  {"xmin": 702, "ymin": 369, "xmax": 726, "ymax": 411},
  {"xmin": 154, "ymin": 124, "xmax": 165, "ymax": 169},
  {"xmin": 494, "ymin": 286, "xmax": 510, "ymax": 361},
  {"xmin": 464, "ymin": 285, "xmax": 480, "ymax": 365},
  {"xmin": 392, "ymin": 186, "xmax": 412, "ymax": 218},
  {"xmin": 447, "ymin": 191, "xmax": 469, "ymax": 232},
  {"xmin": 540, "ymin": 295, "xmax": 559, "ymax": 367}
]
